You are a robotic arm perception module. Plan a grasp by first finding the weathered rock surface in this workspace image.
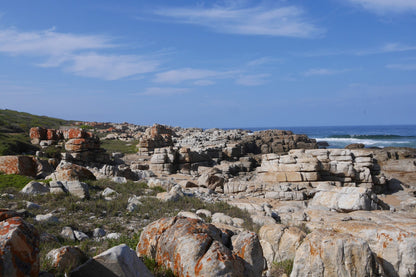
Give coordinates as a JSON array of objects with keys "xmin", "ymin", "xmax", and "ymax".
[
  {"xmin": 291, "ymin": 229, "xmax": 379, "ymax": 277},
  {"xmin": 0, "ymin": 209, "xmax": 40, "ymax": 276},
  {"xmin": 49, "ymin": 161, "xmax": 95, "ymax": 181},
  {"xmin": 310, "ymin": 187, "xmax": 389, "ymax": 212},
  {"xmin": 259, "ymin": 224, "xmax": 306, "ymax": 269},
  {"xmin": 136, "ymin": 216, "xmax": 264, "ymax": 276}
]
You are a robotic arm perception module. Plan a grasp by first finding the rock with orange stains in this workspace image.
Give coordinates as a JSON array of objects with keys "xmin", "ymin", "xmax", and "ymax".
[
  {"xmin": 291, "ymin": 229, "xmax": 379, "ymax": 277},
  {"xmin": 0, "ymin": 209, "xmax": 40, "ymax": 276},
  {"xmin": 46, "ymin": 246, "xmax": 88, "ymax": 272},
  {"xmin": 50, "ymin": 161, "xmax": 95, "ymax": 182},
  {"xmin": 136, "ymin": 216, "xmax": 255, "ymax": 277},
  {"xmin": 231, "ymin": 231, "xmax": 264, "ymax": 277},
  {"xmin": 0, "ymin": 155, "xmax": 38, "ymax": 177}
]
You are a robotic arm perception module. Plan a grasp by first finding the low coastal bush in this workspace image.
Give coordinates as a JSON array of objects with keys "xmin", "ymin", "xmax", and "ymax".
[
  {"xmin": 100, "ymin": 140, "xmax": 138, "ymax": 154},
  {"xmin": 0, "ymin": 173, "xmax": 33, "ymax": 191}
]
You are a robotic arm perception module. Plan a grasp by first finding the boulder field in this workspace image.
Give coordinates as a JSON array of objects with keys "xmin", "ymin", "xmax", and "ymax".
[{"xmin": 0, "ymin": 123, "xmax": 415, "ymax": 276}]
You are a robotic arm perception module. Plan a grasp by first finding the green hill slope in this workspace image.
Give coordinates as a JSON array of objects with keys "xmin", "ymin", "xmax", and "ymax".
[{"xmin": 0, "ymin": 109, "xmax": 74, "ymax": 155}]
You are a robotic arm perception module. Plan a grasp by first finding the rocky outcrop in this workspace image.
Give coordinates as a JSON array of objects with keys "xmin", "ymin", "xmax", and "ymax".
[
  {"xmin": 137, "ymin": 124, "xmax": 175, "ymax": 155},
  {"xmin": 0, "ymin": 155, "xmax": 38, "ymax": 177},
  {"xmin": 136, "ymin": 216, "xmax": 265, "ymax": 276},
  {"xmin": 242, "ymin": 129, "xmax": 317, "ymax": 154},
  {"xmin": 30, "ymin": 127, "xmax": 109, "ymax": 163},
  {"xmin": 0, "ymin": 209, "xmax": 40, "ymax": 276}
]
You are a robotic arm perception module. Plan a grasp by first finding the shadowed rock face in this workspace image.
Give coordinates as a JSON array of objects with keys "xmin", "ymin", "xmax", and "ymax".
[
  {"xmin": 0, "ymin": 209, "xmax": 40, "ymax": 277},
  {"xmin": 136, "ymin": 216, "xmax": 264, "ymax": 277}
]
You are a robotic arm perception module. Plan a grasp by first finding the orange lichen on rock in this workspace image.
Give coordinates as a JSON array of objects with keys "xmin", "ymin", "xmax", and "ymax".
[{"xmin": 0, "ymin": 210, "xmax": 39, "ymax": 276}]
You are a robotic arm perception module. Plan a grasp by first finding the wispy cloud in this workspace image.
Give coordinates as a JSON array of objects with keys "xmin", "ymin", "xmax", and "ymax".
[
  {"xmin": 153, "ymin": 68, "xmax": 236, "ymax": 84},
  {"xmin": 386, "ymin": 63, "xmax": 416, "ymax": 70},
  {"xmin": 235, "ymin": 74, "xmax": 270, "ymax": 86},
  {"xmin": 194, "ymin": 80, "xmax": 215, "ymax": 86},
  {"xmin": 153, "ymin": 2, "xmax": 323, "ymax": 38},
  {"xmin": 301, "ymin": 42, "xmax": 416, "ymax": 57},
  {"xmin": 304, "ymin": 68, "xmax": 351, "ymax": 76},
  {"xmin": 0, "ymin": 28, "xmax": 161, "ymax": 80},
  {"xmin": 246, "ymin": 57, "xmax": 280, "ymax": 67},
  {"xmin": 346, "ymin": 0, "xmax": 416, "ymax": 14},
  {"xmin": 140, "ymin": 87, "xmax": 189, "ymax": 96}
]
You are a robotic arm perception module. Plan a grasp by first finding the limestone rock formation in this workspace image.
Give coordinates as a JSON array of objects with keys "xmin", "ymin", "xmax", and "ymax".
[{"xmin": 0, "ymin": 155, "xmax": 38, "ymax": 177}]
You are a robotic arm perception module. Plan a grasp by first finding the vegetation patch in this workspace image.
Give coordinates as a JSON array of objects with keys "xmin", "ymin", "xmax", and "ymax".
[
  {"xmin": 271, "ymin": 259, "xmax": 294, "ymax": 276},
  {"xmin": 100, "ymin": 139, "xmax": 138, "ymax": 154},
  {"xmin": 0, "ymin": 173, "xmax": 33, "ymax": 190}
]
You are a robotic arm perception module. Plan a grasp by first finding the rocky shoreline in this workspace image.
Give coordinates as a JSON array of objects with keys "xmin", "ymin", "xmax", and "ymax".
[{"xmin": 0, "ymin": 122, "xmax": 415, "ymax": 276}]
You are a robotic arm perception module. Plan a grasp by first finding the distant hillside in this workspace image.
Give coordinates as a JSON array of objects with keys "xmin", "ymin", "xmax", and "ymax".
[{"xmin": 0, "ymin": 109, "xmax": 74, "ymax": 155}]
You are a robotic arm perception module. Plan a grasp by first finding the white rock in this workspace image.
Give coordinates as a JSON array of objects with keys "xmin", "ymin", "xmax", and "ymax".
[{"xmin": 20, "ymin": 181, "xmax": 50, "ymax": 195}]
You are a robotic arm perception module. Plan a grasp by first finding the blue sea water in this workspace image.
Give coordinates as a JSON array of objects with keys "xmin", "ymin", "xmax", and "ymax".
[{"xmin": 246, "ymin": 125, "xmax": 416, "ymax": 149}]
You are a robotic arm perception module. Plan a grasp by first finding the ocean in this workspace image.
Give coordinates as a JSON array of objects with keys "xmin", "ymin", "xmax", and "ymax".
[{"xmin": 247, "ymin": 125, "xmax": 416, "ymax": 149}]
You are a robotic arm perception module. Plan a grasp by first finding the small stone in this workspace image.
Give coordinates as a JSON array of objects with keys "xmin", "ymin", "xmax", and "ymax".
[{"xmin": 74, "ymin": 230, "xmax": 89, "ymax": 241}]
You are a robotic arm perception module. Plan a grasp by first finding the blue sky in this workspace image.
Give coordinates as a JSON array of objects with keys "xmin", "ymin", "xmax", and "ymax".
[{"xmin": 0, "ymin": 0, "xmax": 415, "ymax": 128}]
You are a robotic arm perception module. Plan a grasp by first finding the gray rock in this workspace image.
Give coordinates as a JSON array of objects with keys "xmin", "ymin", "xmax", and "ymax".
[
  {"xmin": 93, "ymin": 228, "xmax": 106, "ymax": 238},
  {"xmin": 61, "ymin": 226, "xmax": 76, "ymax": 241},
  {"xmin": 71, "ymin": 244, "xmax": 152, "ymax": 277},
  {"xmin": 47, "ymin": 246, "xmax": 88, "ymax": 272},
  {"xmin": 35, "ymin": 213, "xmax": 59, "ymax": 224},
  {"xmin": 20, "ymin": 181, "xmax": 50, "ymax": 195},
  {"xmin": 26, "ymin": 201, "xmax": 41, "ymax": 209},
  {"xmin": 74, "ymin": 230, "xmax": 89, "ymax": 241},
  {"xmin": 112, "ymin": 176, "xmax": 127, "ymax": 184}
]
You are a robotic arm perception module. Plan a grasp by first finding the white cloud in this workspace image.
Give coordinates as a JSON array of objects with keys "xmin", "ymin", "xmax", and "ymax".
[
  {"xmin": 246, "ymin": 57, "xmax": 280, "ymax": 66},
  {"xmin": 153, "ymin": 2, "xmax": 323, "ymax": 38},
  {"xmin": 154, "ymin": 68, "xmax": 236, "ymax": 84},
  {"xmin": 64, "ymin": 53, "xmax": 160, "ymax": 80},
  {"xmin": 304, "ymin": 68, "xmax": 349, "ymax": 76},
  {"xmin": 346, "ymin": 0, "xmax": 416, "ymax": 14},
  {"xmin": 140, "ymin": 87, "xmax": 189, "ymax": 96},
  {"xmin": 235, "ymin": 74, "xmax": 270, "ymax": 86},
  {"xmin": 0, "ymin": 28, "xmax": 112, "ymax": 56},
  {"xmin": 0, "ymin": 28, "xmax": 161, "ymax": 80},
  {"xmin": 386, "ymin": 63, "xmax": 416, "ymax": 70},
  {"xmin": 302, "ymin": 43, "xmax": 416, "ymax": 57},
  {"xmin": 194, "ymin": 80, "xmax": 215, "ymax": 86}
]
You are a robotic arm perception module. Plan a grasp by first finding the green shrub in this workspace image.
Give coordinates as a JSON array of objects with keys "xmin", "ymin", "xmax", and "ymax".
[{"xmin": 142, "ymin": 256, "xmax": 176, "ymax": 277}]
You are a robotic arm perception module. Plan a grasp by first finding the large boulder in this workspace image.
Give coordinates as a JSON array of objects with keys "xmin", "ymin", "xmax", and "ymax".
[
  {"xmin": 71, "ymin": 244, "xmax": 152, "ymax": 277},
  {"xmin": 0, "ymin": 155, "xmax": 38, "ymax": 177},
  {"xmin": 0, "ymin": 209, "xmax": 40, "ymax": 276},
  {"xmin": 310, "ymin": 187, "xmax": 389, "ymax": 212},
  {"xmin": 136, "ymin": 216, "xmax": 260, "ymax": 276},
  {"xmin": 291, "ymin": 229, "xmax": 379, "ymax": 277},
  {"xmin": 50, "ymin": 161, "xmax": 95, "ymax": 181}
]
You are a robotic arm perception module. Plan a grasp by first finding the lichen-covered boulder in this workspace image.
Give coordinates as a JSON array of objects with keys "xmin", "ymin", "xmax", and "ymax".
[
  {"xmin": 50, "ymin": 161, "xmax": 95, "ymax": 181},
  {"xmin": 0, "ymin": 209, "xmax": 40, "ymax": 276},
  {"xmin": 136, "ymin": 216, "xmax": 252, "ymax": 277},
  {"xmin": 232, "ymin": 231, "xmax": 264, "ymax": 277}
]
